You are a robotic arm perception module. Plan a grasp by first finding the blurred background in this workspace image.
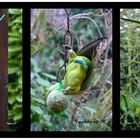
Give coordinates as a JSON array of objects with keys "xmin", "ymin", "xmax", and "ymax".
[
  {"xmin": 31, "ymin": 9, "xmax": 112, "ymax": 131},
  {"xmin": 120, "ymin": 9, "xmax": 140, "ymax": 130},
  {"xmin": 8, "ymin": 9, "xmax": 22, "ymax": 131}
]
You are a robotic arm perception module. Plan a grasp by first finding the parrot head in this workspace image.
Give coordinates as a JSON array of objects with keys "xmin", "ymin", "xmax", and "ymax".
[{"xmin": 67, "ymin": 48, "xmax": 77, "ymax": 61}]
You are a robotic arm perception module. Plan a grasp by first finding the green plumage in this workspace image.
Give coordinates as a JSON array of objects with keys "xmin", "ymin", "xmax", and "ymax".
[
  {"xmin": 62, "ymin": 55, "xmax": 91, "ymax": 94},
  {"xmin": 48, "ymin": 81, "xmax": 63, "ymax": 93},
  {"xmin": 46, "ymin": 38, "xmax": 104, "ymax": 113},
  {"xmin": 62, "ymin": 38, "xmax": 104, "ymax": 95},
  {"xmin": 48, "ymin": 38, "xmax": 104, "ymax": 95}
]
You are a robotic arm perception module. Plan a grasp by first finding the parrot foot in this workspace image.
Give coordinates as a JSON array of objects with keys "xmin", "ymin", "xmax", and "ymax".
[{"xmin": 62, "ymin": 86, "xmax": 71, "ymax": 94}]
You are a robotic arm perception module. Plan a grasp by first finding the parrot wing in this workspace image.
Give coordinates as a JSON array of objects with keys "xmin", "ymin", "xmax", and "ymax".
[
  {"xmin": 80, "ymin": 56, "xmax": 96, "ymax": 91},
  {"xmin": 77, "ymin": 38, "xmax": 106, "ymax": 92},
  {"xmin": 77, "ymin": 37, "xmax": 105, "ymax": 60}
]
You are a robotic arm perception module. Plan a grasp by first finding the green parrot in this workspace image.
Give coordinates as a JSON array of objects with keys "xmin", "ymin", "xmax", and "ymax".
[
  {"xmin": 46, "ymin": 38, "xmax": 105, "ymax": 113},
  {"xmin": 48, "ymin": 38, "xmax": 105, "ymax": 95},
  {"xmin": 62, "ymin": 38, "xmax": 105, "ymax": 95},
  {"xmin": 62, "ymin": 50, "xmax": 91, "ymax": 94}
]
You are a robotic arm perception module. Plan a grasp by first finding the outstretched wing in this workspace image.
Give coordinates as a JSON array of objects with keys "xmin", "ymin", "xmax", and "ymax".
[{"xmin": 77, "ymin": 37, "xmax": 106, "ymax": 60}]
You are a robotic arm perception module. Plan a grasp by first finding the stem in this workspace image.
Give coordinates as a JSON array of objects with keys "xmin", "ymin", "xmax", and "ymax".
[
  {"xmin": 128, "ymin": 25, "xmax": 132, "ymax": 93},
  {"xmin": 121, "ymin": 17, "xmax": 140, "ymax": 24}
]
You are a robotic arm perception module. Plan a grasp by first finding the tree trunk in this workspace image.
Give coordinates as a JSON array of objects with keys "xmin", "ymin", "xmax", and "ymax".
[{"xmin": 0, "ymin": 9, "xmax": 8, "ymax": 131}]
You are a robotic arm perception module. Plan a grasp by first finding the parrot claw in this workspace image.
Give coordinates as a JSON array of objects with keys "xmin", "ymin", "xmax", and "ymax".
[{"xmin": 62, "ymin": 86, "xmax": 71, "ymax": 94}]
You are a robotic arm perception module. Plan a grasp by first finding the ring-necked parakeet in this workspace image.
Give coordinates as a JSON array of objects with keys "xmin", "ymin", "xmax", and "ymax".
[
  {"xmin": 48, "ymin": 38, "xmax": 105, "ymax": 95},
  {"xmin": 62, "ymin": 38, "xmax": 105, "ymax": 95},
  {"xmin": 46, "ymin": 38, "xmax": 105, "ymax": 113},
  {"xmin": 62, "ymin": 49, "xmax": 91, "ymax": 94}
]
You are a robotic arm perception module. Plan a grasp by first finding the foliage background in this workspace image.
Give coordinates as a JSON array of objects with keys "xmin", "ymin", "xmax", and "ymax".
[
  {"xmin": 31, "ymin": 9, "xmax": 112, "ymax": 131},
  {"xmin": 120, "ymin": 9, "xmax": 140, "ymax": 130},
  {"xmin": 8, "ymin": 9, "xmax": 22, "ymax": 130}
]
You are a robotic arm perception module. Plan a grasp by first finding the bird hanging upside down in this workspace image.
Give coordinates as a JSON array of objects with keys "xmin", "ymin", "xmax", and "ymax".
[
  {"xmin": 62, "ymin": 49, "xmax": 91, "ymax": 95},
  {"xmin": 48, "ymin": 38, "xmax": 105, "ymax": 95}
]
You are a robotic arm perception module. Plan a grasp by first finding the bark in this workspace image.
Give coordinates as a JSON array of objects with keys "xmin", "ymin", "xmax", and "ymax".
[{"xmin": 0, "ymin": 9, "xmax": 8, "ymax": 131}]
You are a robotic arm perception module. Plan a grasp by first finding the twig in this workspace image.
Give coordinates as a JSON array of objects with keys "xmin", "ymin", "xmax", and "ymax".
[
  {"xmin": 70, "ymin": 12, "xmax": 110, "ymax": 19},
  {"xmin": 70, "ymin": 91, "xmax": 90, "ymax": 124},
  {"xmin": 57, "ymin": 11, "xmax": 109, "ymax": 37},
  {"xmin": 101, "ymin": 9, "xmax": 112, "ymax": 73},
  {"xmin": 50, "ymin": 114, "xmax": 54, "ymax": 122},
  {"xmin": 121, "ymin": 17, "xmax": 140, "ymax": 24},
  {"xmin": 71, "ymin": 16, "xmax": 102, "ymax": 37},
  {"xmin": 71, "ymin": 100, "xmax": 81, "ymax": 124}
]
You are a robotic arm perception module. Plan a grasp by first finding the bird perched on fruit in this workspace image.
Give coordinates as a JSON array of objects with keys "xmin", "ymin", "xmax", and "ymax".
[{"xmin": 46, "ymin": 38, "xmax": 105, "ymax": 113}]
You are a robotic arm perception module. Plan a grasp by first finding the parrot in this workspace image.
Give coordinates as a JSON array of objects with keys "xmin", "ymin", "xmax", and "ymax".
[
  {"xmin": 62, "ymin": 49, "xmax": 91, "ymax": 95},
  {"xmin": 62, "ymin": 37, "xmax": 105, "ymax": 95},
  {"xmin": 48, "ymin": 38, "xmax": 105, "ymax": 95},
  {"xmin": 46, "ymin": 38, "xmax": 106, "ymax": 113}
]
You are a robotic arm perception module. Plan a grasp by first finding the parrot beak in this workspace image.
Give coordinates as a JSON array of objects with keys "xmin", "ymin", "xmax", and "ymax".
[
  {"xmin": 67, "ymin": 49, "xmax": 75, "ymax": 60},
  {"xmin": 63, "ymin": 44, "xmax": 75, "ymax": 61}
]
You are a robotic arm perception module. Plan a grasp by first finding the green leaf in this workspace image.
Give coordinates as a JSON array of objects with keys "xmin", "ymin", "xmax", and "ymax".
[
  {"xmin": 42, "ymin": 73, "xmax": 56, "ymax": 80},
  {"xmin": 8, "ymin": 96, "xmax": 16, "ymax": 104},
  {"xmin": 9, "ymin": 9, "xmax": 22, "ymax": 15},
  {"xmin": 81, "ymin": 106, "xmax": 96, "ymax": 115},
  {"xmin": 16, "ymin": 95, "xmax": 22, "ymax": 103},
  {"xmin": 8, "ymin": 67, "xmax": 19, "ymax": 74},
  {"xmin": 36, "ymin": 76, "xmax": 49, "ymax": 86},
  {"xmin": 8, "ymin": 46, "xmax": 22, "ymax": 53},
  {"xmin": 32, "ymin": 97, "xmax": 45, "ymax": 105},
  {"xmin": 31, "ymin": 114, "xmax": 40, "ymax": 123},
  {"xmin": 31, "ymin": 105, "xmax": 43, "ymax": 115},
  {"xmin": 13, "ymin": 113, "xmax": 22, "ymax": 121},
  {"xmin": 8, "ymin": 8, "xmax": 23, "ymax": 127}
]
